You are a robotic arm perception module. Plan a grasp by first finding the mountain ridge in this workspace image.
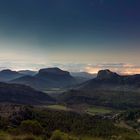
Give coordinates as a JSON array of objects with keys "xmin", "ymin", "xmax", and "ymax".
[
  {"xmin": 59, "ymin": 69, "xmax": 140, "ymax": 109},
  {"xmin": 0, "ymin": 69, "xmax": 23, "ymax": 82},
  {"xmin": 11, "ymin": 67, "xmax": 77, "ymax": 90},
  {"xmin": 0, "ymin": 82, "xmax": 55, "ymax": 105}
]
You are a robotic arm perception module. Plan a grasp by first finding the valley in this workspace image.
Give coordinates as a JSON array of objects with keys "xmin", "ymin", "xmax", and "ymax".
[
  {"xmin": 0, "ymin": 68, "xmax": 140, "ymax": 139},
  {"xmin": 0, "ymin": 0, "xmax": 139, "ymax": 139}
]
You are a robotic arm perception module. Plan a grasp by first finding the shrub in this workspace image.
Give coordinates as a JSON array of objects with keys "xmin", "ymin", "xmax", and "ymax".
[
  {"xmin": 22, "ymin": 135, "xmax": 36, "ymax": 140},
  {"xmin": 50, "ymin": 130, "xmax": 78, "ymax": 140},
  {"xmin": 0, "ymin": 117, "xmax": 9, "ymax": 130},
  {"xmin": 50, "ymin": 130, "xmax": 69, "ymax": 140},
  {"xmin": 12, "ymin": 137, "xmax": 22, "ymax": 140},
  {"xmin": 20, "ymin": 120, "xmax": 44, "ymax": 135},
  {"xmin": 7, "ymin": 127, "xmax": 20, "ymax": 135}
]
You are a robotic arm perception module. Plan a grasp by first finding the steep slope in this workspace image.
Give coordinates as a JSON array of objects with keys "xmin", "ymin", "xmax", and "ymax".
[
  {"xmin": 10, "ymin": 76, "xmax": 48, "ymax": 91},
  {"xmin": 0, "ymin": 69, "xmax": 23, "ymax": 82},
  {"xmin": 35, "ymin": 67, "xmax": 76, "ymax": 87},
  {"xmin": 0, "ymin": 82, "xmax": 55, "ymax": 105},
  {"xmin": 60, "ymin": 70, "xmax": 140, "ymax": 109},
  {"xmin": 80, "ymin": 69, "xmax": 140, "ymax": 91}
]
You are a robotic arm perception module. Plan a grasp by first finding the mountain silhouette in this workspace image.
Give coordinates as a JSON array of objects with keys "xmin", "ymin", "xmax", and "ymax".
[
  {"xmin": 96, "ymin": 69, "xmax": 120, "ymax": 80},
  {"xmin": 11, "ymin": 67, "xmax": 77, "ymax": 90},
  {"xmin": 35, "ymin": 67, "xmax": 76, "ymax": 86},
  {"xmin": 0, "ymin": 69, "xmax": 23, "ymax": 82}
]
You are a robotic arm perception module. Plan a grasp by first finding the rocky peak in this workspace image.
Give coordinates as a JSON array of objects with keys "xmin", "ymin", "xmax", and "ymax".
[
  {"xmin": 38, "ymin": 67, "xmax": 70, "ymax": 76},
  {"xmin": 97, "ymin": 69, "xmax": 119, "ymax": 80}
]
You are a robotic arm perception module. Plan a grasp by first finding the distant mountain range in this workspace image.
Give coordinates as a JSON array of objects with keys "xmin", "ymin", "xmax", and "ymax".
[
  {"xmin": 10, "ymin": 68, "xmax": 78, "ymax": 91},
  {"xmin": 0, "ymin": 69, "xmax": 23, "ymax": 82},
  {"xmin": 0, "ymin": 68, "xmax": 95, "ymax": 90},
  {"xmin": 71, "ymin": 72, "xmax": 96, "ymax": 83},
  {"xmin": 2, "ymin": 68, "xmax": 140, "ymax": 109},
  {"xmin": 79, "ymin": 69, "xmax": 140, "ymax": 91},
  {"xmin": 18, "ymin": 70, "xmax": 37, "ymax": 76},
  {"xmin": 0, "ymin": 82, "xmax": 55, "ymax": 105},
  {"xmin": 60, "ymin": 69, "xmax": 140, "ymax": 109},
  {"xmin": 71, "ymin": 72, "xmax": 96, "ymax": 79}
]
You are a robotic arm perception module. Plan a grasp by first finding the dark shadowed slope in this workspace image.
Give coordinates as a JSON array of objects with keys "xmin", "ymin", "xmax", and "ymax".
[
  {"xmin": 80, "ymin": 69, "xmax": 140, "ymax": 91},
  {"xmin": 11, "ymin": 67, "xmax": 77, "ymax": 91},
  {"xmin": 10, "ymin": 76, "xmax": 49, "ymax": 91},
  {"xmin": 0, "ymin": 82, "xmax": 55, "ymax": 105},
  {"xmin": 60, "ymin": 70, "xmax": 140, "ymax": 109}
]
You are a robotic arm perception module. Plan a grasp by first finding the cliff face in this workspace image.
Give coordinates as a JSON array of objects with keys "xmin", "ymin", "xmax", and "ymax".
[{"xmin": 97, "ymin": 69, "xmax": 120, "ymax": 80}]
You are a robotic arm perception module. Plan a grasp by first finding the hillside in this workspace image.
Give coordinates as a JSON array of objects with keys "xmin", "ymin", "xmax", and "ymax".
[
  {"xmin": 11, "ymin": 67, "xmax": 77, "ymax": 91},
  {"xmin": 35, "ymin": 67, "xmax": 76, "ymax": 87},
  {"xmin": 0, "ymin": 82, "xmax": 55, "ymax": 105},
  {"xmin": 59, "ymin": 70, "xmax": 140, "ymax": 109},
  {"xmin": 0, "ymin": 104, "xmax": 138, "ymax": 140},
  {"xmin": 10, "ymin": 75, "xmax": 50, "ymax": 91},
  {"xmin": 0, "ymin": 69, "xmax": 23, "ymax": 82}
]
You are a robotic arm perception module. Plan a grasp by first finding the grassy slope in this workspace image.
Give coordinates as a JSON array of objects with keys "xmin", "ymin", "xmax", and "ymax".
[
  {"xmin": 47, "ymin": 104, "xmax": 69, "ymax": 111},
  {"xmin": 86, "ymin": 106, "xmax": 112, "ymax": 115},
  {"xmin": 46, "ymin": 104, "xmax": 114, "ymax": 115}
]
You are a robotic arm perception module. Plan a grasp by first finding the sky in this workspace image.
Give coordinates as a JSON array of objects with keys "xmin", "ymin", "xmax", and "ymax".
[{"xmin": 0, "ymin": 0, "xmax": 140, "ymax": 74}]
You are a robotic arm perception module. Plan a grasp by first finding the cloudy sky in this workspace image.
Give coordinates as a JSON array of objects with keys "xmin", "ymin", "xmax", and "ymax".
[{"xmin": 0, "ymin": 0, "xmax": 140, "ymax": 74}]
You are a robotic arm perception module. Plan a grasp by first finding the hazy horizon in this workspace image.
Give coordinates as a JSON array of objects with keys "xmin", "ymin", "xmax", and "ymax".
[
  {"xmin": 1, "ymin": 65, "xmax": 140, "ymax": 75},
  {"xmin": 0, "ymin": 0, "xmax": 140, "ymax": 74}
]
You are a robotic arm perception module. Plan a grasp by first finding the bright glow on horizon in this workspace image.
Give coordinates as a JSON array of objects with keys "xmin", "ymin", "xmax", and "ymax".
[
  {"xmin": 0, "ymin": 0, "xmax": 139, "ymax": 75},
  {"xmin": 0, "ymin": 60, "xmax": 139, "ymax": 75},
  {"xmin": 85, "ymin": 63, "xmax": 140, "ymax": 75}
]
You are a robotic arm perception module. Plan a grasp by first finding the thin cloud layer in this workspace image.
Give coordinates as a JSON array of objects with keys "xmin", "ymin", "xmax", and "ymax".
[
  {"xmin": 85, "ymin": 63, "xmax": 140, "ymax": 74},
  {"xmin": 0, "ymin": 60, "xmax": 139, "ymax": 75}
]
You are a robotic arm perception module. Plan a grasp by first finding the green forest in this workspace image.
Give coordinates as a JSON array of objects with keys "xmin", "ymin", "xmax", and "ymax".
[{"xmin": 0, "ymin": 105, "xmax": 140, "ymax": 140}]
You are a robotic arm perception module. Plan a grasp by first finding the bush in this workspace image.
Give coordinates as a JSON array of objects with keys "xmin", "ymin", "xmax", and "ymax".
[
  {"xmin": 0, "ymin": 136, "xmax": 7, "ymax": 140},
  {"xmin": 50, "ymin": 130, "xmax": 78, "ymax": 140},
  {"xmin": 20, "ymin": 120, "xmax": 44, "ymax": 135},
  {"xmin": 50, "ymin": 130, "xmax": 69, "ymax": 140},
  {"xmin": 12, "ymin": 137, "xmax": 22, "ymax": 140},
  {"xmin": 0, "ymin": 117, "xmax": 9, "ymax": 130},
  {"xmin": 22, "ymin": 135, "xmax": 36, "ymax": 140},
  {"xmin": 7, "ymin": 127, "xmax": 20, "ymax": 135}
]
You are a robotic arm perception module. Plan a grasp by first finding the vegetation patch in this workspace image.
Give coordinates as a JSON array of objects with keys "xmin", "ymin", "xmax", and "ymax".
[
  {"xmin": 0, "ymin": 105, "xmax": 139, "ymax": 140},
  {"xmin": 47, "ymin": 105, "xmax": 69, "ymax": 111},
  {"xmin": 86, "ymin": 106, "xmax": 112, "ymax": 115}
]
